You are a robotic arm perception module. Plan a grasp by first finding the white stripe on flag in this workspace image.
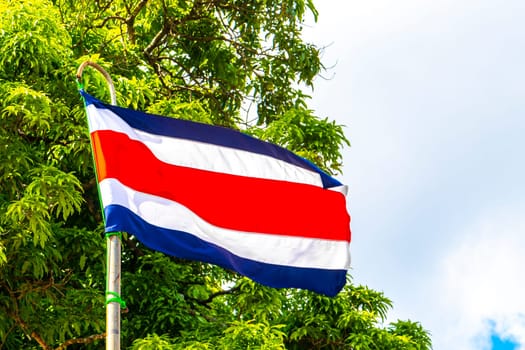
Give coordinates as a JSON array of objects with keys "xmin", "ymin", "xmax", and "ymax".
[{"xmin": 86, "ymin": 105, "xmax": 324, "ymax": 187}]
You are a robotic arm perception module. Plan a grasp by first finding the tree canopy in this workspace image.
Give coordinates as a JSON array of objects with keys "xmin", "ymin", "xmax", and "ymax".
[{"xmin": 0, "ymin": 0, "xmax": 432, "ymax": 349}]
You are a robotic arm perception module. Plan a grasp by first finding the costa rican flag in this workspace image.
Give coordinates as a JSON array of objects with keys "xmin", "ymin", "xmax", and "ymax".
[{"xmin": 81, "ymin": 90, "xmax": 351, "ymax": 296}]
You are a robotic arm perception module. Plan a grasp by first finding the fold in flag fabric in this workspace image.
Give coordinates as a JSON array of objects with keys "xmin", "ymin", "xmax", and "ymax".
[{"xmin": 81, "ymin": 90, "xmax": 351, "ymax": 297}]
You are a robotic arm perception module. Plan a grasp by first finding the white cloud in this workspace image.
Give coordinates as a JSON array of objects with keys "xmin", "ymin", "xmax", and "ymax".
[{"xmin": 430, "ymin": 205, "xmax": 525, "ymax": 349}]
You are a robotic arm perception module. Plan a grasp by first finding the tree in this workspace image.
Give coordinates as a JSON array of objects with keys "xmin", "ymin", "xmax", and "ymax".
[{"xmin": 0, "ymin": 0, "xmax": 432, "ymax": 349}]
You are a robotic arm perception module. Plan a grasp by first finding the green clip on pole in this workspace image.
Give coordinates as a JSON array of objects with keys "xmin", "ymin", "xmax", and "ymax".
[{"xmin": 76, "ymin": 61, "xmax": 122, "ymax": 350}]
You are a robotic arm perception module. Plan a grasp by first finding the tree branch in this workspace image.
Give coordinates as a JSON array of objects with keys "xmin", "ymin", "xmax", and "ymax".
[
  {"xmin": 143, "ymin": 21, "xmax": 171, "ymax": 59},
  {"xmin": 130, "ymin": 0, "xmax": 149, "ymax": 19},
  {"xmin": 55, "ymin": 333, "xmax": 106, "ymax": 350},
  {"xmin": 11, "ymin": 314, "xmax": 50, "ymax": 350},
  {"xmin": 94, "ymin": 15, "xmax": 127, "ymax": 29},
  {"xmin": 200, "ymin": 285, "xmax": 241, "ymax": 305},
  {"xmin": 125, "ymin": 0, "xmax": 149, "ymax": 44}
]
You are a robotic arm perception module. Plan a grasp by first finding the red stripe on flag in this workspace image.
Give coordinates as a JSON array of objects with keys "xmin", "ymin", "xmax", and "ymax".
[{"xmin": 91, "ymin": 130, "xmax": 350, "ymax": 241}]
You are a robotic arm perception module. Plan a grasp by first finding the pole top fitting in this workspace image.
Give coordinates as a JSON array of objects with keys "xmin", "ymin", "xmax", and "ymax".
[{"xmin": 76, "ymin": 61, "xmax": 117, "ymax": 106}]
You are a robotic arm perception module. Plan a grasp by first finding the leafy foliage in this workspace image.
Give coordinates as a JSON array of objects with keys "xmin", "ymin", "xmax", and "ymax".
[{"xmin": 0, "ymin": 0, "xmax": 432, "ymax": 349}]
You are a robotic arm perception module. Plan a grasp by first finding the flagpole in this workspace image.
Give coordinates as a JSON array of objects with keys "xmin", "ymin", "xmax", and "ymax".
[
  {"xmin": 76, "ymin": 61, "xmax": 121, "ymax": 350},
  {"xmin": 106, "ymin": 234, "xmax": 121, "ymax": 350}
]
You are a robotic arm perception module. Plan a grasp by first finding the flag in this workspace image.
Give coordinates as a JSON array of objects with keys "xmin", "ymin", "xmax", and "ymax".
[{"xmin": 81, "ymin": 90, "xmax": 351, "ymax": 296}]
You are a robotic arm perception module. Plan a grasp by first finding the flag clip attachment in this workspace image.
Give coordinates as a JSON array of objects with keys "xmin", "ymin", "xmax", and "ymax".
[
  {"xmin": 105, "ymin": 232, "xmax": 123, "ymax": 240},
  {"xmin": 105, "ymin": 291, "xmax": 127, "ymax": 310}
]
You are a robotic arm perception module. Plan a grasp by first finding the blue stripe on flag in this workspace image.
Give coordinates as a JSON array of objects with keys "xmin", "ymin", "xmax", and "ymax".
[
  {"xmin": 81, "ymin": 90, "xmax": 342, "ymax": 189},
  {"xmin": 104, "ymin": 204, "xmax": 347, "ymax": 297}
]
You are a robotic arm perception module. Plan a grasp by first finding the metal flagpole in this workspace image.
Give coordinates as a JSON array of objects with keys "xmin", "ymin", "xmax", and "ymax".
[
  {"xmin": 76, "ymin": 61, "xmax": 121, "ymax": 350},
  {"xmin": 105, "ymin": 234, "xmax": 122, "ymax": 350}
]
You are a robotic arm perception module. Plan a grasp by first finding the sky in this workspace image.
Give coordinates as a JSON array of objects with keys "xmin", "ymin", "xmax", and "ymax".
[{"xmin": 302, "ymin": 1, "xmax": 525, "ymax": 349}]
